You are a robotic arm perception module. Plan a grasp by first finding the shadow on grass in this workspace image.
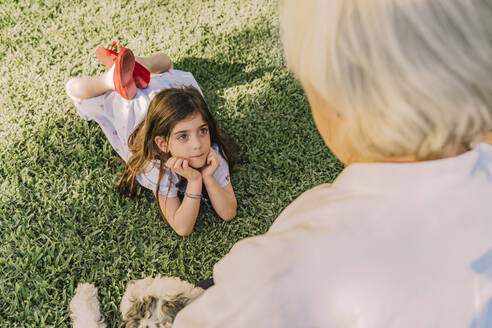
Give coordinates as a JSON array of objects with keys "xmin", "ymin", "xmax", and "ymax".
[
  {"xmin": 0, "ymin": 14, "xmax": 342, "ymax": 327},
  {"xmin": 2, "ymin": 13, "xmax": 340, "ymax": 260},
  {"xmin": 176, "ymin": 56, "xmax": 276, "ymax": 91},
  {"xmin": 3, "ymin": 16, "xmax": 339, "ymax": 240}
]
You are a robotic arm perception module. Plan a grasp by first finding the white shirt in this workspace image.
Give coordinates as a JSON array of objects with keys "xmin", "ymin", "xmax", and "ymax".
[{"xmin": 174, "ymin": 143, "xmax": 492, "ymax": 327}]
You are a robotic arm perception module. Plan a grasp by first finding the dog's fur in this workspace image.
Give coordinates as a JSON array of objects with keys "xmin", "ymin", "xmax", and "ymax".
[{"xmin": 70, "ymin": 276, "xmax": 204, "ymax": 328}]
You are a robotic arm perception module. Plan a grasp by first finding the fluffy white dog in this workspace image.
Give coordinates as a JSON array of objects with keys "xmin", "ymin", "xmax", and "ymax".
[{"xmin": 70, "ymin": 276, "xmax": 204, "ymax": 328}]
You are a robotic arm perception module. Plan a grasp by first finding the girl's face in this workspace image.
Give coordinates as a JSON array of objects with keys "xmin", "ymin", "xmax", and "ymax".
[{"xmin": 166, "ymin": 112, "xmax": 211, "ymax": 168}]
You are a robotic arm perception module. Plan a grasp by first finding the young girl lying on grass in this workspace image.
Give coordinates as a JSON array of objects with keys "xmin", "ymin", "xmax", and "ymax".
[{"xmin": 65, "ymin": 44, "xmax": 238, "ymax": 236}]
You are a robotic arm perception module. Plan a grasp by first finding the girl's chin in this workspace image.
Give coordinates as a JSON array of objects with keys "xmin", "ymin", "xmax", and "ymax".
[
  {"xmin": 188, "ymin": 149, "xmax": 210, "ymax": 169},
  {"xmin": 189, "ymin": 158, "xmax": 206, "ymax": 169}
]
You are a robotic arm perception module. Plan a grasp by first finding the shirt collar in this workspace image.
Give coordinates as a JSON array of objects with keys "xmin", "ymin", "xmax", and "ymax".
[{"xmin": 332, "ymin": 143, "xmax": 492, "ymax": 193}]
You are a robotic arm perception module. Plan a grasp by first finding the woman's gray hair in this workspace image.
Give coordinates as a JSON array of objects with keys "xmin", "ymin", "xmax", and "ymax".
[{"xmin": 280, "ymin": 0, "xmax": 492, "ymax": 159}]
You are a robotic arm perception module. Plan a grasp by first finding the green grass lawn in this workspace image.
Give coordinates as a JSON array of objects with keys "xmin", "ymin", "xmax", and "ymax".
[{"xmin": 0, "ymin": 0, "xmax": 342, "ymax": 326}]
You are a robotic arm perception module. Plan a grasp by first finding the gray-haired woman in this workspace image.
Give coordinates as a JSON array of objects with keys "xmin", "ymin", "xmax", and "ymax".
[{"xmin": 173, "ymin": 1, "xmax": 492, "ymax": 327}]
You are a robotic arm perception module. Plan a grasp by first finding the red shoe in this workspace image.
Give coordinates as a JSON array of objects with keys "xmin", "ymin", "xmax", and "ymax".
[
  {"xmin": 113, "ymin": 47, "xmax": 136, "ymax": 100},
  {"xmin": 95, "ymin": 42, "xmax": 150, "ymax": 88},
  {"xmin": 133, "ymin": 59, "xmax": 151, "ymax": 89}
]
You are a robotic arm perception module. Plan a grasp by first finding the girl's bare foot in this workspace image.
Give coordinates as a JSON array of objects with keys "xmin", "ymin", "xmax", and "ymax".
[
  {"xmin": 135, "ymin": 53, "xmax": 173, "ymax": 74},
  {"xmin": 66, "ymin": 66, "xmax": 115, "ymax": 100}
]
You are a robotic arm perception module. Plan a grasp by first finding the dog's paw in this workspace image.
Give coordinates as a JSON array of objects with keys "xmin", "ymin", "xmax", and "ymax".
[{"xmin": 70, "ymin": 283, "xmax": 106, "ymax": 328}]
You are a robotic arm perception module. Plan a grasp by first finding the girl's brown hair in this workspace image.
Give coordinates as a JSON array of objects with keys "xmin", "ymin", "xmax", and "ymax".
[{"xmin": 115, "ymin": 86, "xmax": 238, "ymax": 209}]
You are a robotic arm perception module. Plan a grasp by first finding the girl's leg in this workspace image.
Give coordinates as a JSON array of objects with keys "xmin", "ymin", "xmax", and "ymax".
[
  {"xmin": 65, "ymin": 67, "xmax": 115, "ymax": 100},
  {"xmin": 135, "ymin": 53, "xmax": 173, "ymax": 74}
]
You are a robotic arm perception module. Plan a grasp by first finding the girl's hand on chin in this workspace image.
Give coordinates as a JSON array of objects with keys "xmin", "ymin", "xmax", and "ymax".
[
  {"xmin": 166, "ymin": 157, "xmax": 202, "ymax": 182},
  {"xmin": 201, "ymin": 148, "xmax": 220, "ymax": 178}
]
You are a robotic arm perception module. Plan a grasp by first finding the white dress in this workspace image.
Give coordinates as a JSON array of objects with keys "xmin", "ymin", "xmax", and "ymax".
[{"xmin": 71, "ymin": 69, "xmax": 230, "ymax": 197}]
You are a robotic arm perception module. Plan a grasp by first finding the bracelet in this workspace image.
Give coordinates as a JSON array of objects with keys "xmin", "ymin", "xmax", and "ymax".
[{"xmin": 185, "ymin": 192, "xmax": 202, "ymax": 199}]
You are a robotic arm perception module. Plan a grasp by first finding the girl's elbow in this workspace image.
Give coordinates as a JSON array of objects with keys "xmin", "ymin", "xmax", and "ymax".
[
  {"xmin": 175, "ymin": 227, "xmax": 193, "ymax": 237},
  {"xmin": 168, "ymin": 218, "xmax": 194, "ymax": 236},
  {"xmin": 221, "ymin": 209, "xmax": 236, "ymax": 222}
]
